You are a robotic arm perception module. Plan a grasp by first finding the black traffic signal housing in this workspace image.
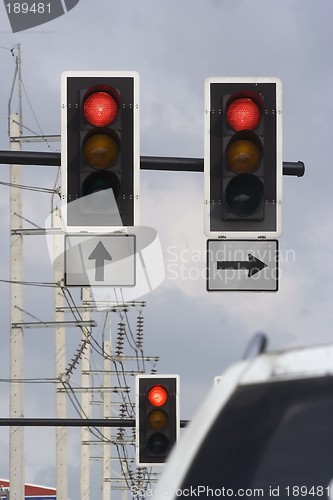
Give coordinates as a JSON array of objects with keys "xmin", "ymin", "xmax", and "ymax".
[
  {"xmin": 136, "ymin": 375, "xmax": 180, "ymax": 466},
  {"xmin": 61, "ymin": 71, "xmax": 139, "ymax": 231},
  {"xmin": 204, "ymin": 77, "xmax": 282, "ymax": 238}
]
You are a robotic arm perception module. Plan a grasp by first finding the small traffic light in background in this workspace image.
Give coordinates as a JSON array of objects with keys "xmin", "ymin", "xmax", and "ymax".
[
  {"xmin": 204, "ymin": 77, "xmax": 282, "ymax": 238},
  {"xmin": 61, "ymin": 71, "xmax": 139, "ymax": 231},
  {"xmin": 136, "ymin": 375, "xmax": 180, "ymax": 466}
]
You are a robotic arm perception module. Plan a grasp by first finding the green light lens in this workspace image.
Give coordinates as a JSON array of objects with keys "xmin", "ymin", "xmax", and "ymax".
[{"xmin": 225, "ymin": 174, "xmax": 263, "ymax": 217}]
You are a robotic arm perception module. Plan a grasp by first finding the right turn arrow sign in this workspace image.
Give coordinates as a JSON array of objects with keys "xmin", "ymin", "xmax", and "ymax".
[
  {"xmin": 207, "ymin": 239, "xmax": 279, "ymax": 292},
  {"xmin": 217, "ymin": 253, "xmax": 267, "ymax": 277}
]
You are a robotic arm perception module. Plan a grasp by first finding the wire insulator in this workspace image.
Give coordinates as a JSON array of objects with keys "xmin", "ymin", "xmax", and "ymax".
[
  {"xmin": 136, "ymin": 315, "xmax": 144, "ymax": 349},
  {"xmin": 115, "ymin": 321, "xmax": 126, "ymax": 356}
]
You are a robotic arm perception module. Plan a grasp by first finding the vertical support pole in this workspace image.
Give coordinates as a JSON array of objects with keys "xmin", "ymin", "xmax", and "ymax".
[
  {"xmin": 53, "ymin": 208, "xmax": 68, "ymax": 500},
  {"xmin": 81, "ymin": 287, "xmax": 91, "ymax": 500},
  {"xmin": 102, "ymin": 339, "xmax": 112, "ymax": 500},
  {"xmin": 121, "ymin": 460, "xmax": 128, "ymax": 500},
  {"xmin": 9, "ymin": 113, "xmax": 24, "ymax": 500}
]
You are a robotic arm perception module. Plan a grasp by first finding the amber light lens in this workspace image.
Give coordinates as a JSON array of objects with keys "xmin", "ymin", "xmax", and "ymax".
[
  {"xmin": 83, "ymin": 133, "xmax": 119, "ymax": 169},
  {"xmin": 226, "ymin": 97, "xmax": 261, "ymax": 131},
  {"xmin": 83, "ymin": 91, "xmax": 118, "ymax": 127},
  {"xmin": 147, "ymin": 409, "xmax": 168, "ymax": 431},
  {"xmin": 148, "ymin": 385, "xmax": 168, "ymax": 407},
  {"xmin": 226, "ymin": 139, "xmax": 262, "ymax": 174}
]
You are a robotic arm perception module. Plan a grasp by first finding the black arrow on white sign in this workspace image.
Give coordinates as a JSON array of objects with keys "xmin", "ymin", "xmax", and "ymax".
[
  {"xmin": 217, "ymin": 253, "xmax": 267, "ymax": 277},
  {"xmin": 88, "ymin": 241, "xmax": 112, "ymax": 282}
]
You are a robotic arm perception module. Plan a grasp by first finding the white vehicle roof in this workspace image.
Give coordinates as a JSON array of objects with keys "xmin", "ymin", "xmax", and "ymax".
[{"xmin": 153, "ymin": 343, "xmax": 333, "ymax": 500}]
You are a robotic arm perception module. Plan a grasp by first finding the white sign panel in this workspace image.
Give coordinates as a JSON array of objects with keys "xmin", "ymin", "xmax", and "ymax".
[
  {"xmin": 207, "ymin": 239, "xmax": 278, "ymax": 292},
  {"xmin": 65, "ymin": 234, "xmax": 135, "ymax": 287}
]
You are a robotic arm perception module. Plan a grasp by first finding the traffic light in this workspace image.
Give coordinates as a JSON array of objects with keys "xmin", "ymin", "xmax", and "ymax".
[
  {"xmin": 136, "ymin": 375, "xmax": 180, "ymax": 466},
  {"xmin": 204, "ymin": 77, "xmax": 282, "ymax": 238},
  {"xmin": 61, "ymin": 71, "xmax": 139, "ymax": 231}
]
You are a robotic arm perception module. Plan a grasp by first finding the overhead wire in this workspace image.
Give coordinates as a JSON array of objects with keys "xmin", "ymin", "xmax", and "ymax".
[
  {"xmin": 84, "ymin": 304, "xmax": 153, "ymax": 485},
  {"xmin": 60, "ymin": 285, "xmax": 137, "ymax": 423},
  {"xmin": 18, "ymin": 64, "xmax": 57, "ymax": 152}
]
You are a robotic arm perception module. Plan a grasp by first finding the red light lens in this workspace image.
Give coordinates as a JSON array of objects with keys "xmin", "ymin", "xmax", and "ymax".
[
  {"xmin": 226, "ymin": 98, "xmax": 261, "ymax": 131},
  {"xmin": 83, "ymin": 91, "xmax": 118, "ymax": 127},
  {"xmin": 148, "ymin": 385, "xmax": 168, "ymax": 407}
]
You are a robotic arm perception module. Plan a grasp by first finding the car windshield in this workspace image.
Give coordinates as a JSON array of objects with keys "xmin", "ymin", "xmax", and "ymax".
[{"xmin": 179, "ymin": 377, "xmax": 333, "ymax": 499}]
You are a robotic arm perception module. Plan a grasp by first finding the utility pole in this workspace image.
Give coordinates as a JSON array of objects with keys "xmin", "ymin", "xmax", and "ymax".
[
  {"xmin": 81, "ymin": 287, "xmax": 92, "ymax": 500},
  {"xmin": 53, "ymin": 208, "xmax": 68, "ymax": 500},
  {"xmin": 9, "ymin": 43, "xmax": 25, "ymax": 500},
  {"xmin": 102, "ymin": 339, "xmax": 112, "ymax": 500}
]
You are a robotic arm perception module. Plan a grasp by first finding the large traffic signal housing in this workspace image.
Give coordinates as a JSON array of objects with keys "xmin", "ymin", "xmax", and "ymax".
[
  {"xmin": 204, "ymin": 77, "xmax": 282, "ymax": 238},
  {"xmin": 136, "ymin": 375, "xmax": 180, "ymax": 466},
  {"xmin": 61, "ymin": 71, "xmax": 139, "ymax": 231}
]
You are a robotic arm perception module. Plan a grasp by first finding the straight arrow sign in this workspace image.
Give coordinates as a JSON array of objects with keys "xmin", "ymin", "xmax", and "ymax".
[
  {"xmin": 217, "ymin": 253, "xmax": 267, "ymax": 277},
  {"xmin": 64, "ymin": 234, "xmax": 136, "ymax": 287},
  {"xmin": 88, "ymin": 240, "xmax": 112, "ymax": 282}
]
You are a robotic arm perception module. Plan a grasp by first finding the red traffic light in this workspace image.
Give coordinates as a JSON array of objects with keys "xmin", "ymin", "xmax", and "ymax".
[
  {"xmin": 83, "ymin": 90, "xmax": 118, "ymax": 127},
  {"xmin": 136, "ymin": 375, "xmax": 179, "ymax": 466},
  {"xmin": 61, "ymin": 71, "xmax": 139, "ymax": 232},
  {"xmin": 226, "ymin": 97, "xmax": 261, "ymax": 131},
  {"xmin": 204, "ymin": 77, "xmax": 282, "ymax": 239},
  {"xmin": 148, "ymin": 385, "xmax": 168, "ymax": 407}
]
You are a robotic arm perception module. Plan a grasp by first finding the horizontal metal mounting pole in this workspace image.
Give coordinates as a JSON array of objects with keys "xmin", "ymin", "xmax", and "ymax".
[
  {"xmin": 0, "ymin": 149, "xmax": 60, "ymax": 165},
  {"xmin": 0, "ymin": 150, "xmax": 305, "ymax": 176},
  {"xmin": 143, "ymin": 158, "xmax": 306, "ymax": 176},
  {"xmin": 0, "ymin": 418, "xmax": 189, "ymax": 428}
]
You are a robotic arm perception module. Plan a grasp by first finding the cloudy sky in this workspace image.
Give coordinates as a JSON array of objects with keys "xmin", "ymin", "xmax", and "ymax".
[{"xmin": 1, "ymin": 0, "xmax": 333, "ymax": 498}]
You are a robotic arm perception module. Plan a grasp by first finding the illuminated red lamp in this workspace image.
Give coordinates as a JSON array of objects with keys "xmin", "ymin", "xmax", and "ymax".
[
  {"xmin": 226, "ymin": 97, "xmax": 261, "ymax": 131},
  {"xmin": 148, "ymin": 385, "xmax": 168, "ymax": 407},
  {"xmin": 83, "ymin": 91, "xmax": 118, "ymax": 127}
]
